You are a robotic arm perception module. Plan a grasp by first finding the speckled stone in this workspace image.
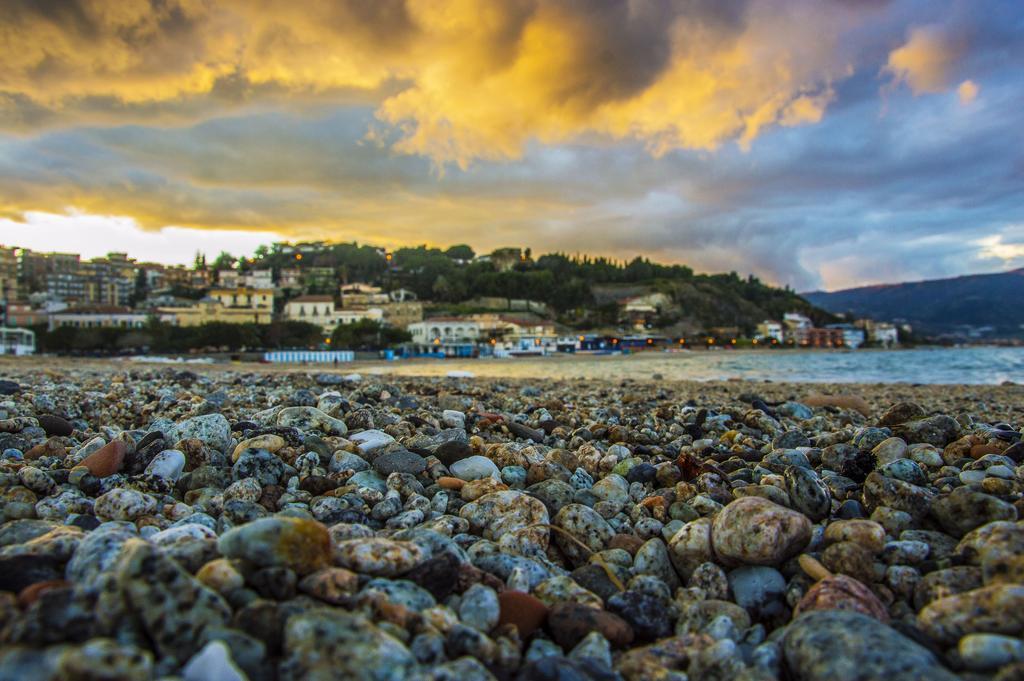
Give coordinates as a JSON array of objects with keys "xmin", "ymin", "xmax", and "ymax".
[
  {"xmin": 823, "ymin": 519, "xmax": 887, "ymax": 553},
  {"xmin": 115, "ymin": 539, "xmax": 231, "ymax": 665},
  {"xmin": 861, "ymin": 471, "xmax": 934, "ymax": 520},
  {"xmin": 553, "ymin": 503, "xmax": 615, "ymax": 566},
  {"xmin": 930, "ymin": 487, "xmax": 1017, "ymax": 537},
  {"xmin": 784, "ymin": 465, "xmax": 831, "ymax": 522},
  {"xmin": 57, "ymin": 638, "xmax": 153, "ymax": 681},
  {"xmin": 218, "ymin": 516, "xmax": 331, "ymax": 575},
  {"xmin": 711, "ymin": 497, "xmax": 811, "ymax": 566},
  {"xmin": 667, "ymin": 517, "xmax": 714, "ymax": 581},
  {"xmin": 333, "ymin": 538, "xmax": 425, "ymax": 576},
  {"xmin": 169, "ymin": 413, "xmax": 233, "ymax": 452},
  {"xmin": 459, "ymin": 490, "xmax": 550, "ymax": 552},
  {"xmin": 918, "ymin": 584, "xmax": 1024, "ymax": 645},
  {"xmin": 279, "ymin": 610, "xmax": 416, "ymax": 681},
  {"xmin": 277, "ymin": 406, "xmax": 348, "ymax": 436},
  {"xmin": 784, "ymin": 610, "xmax": 958, "ymax": 681},
  {"xmin": 94, "ymin": 488, "xmax": 158, "ymax": 521}
]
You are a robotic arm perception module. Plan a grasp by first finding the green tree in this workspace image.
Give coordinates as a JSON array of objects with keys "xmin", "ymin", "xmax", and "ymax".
[
  {"xmin": 210, "ymin": 251, "xmax": 237, "ymax": 272},
  {"xmin": 444, "ymin": 244, "xmax": 475, "ymax": 260},
  {"xmin": 331, "ymin": 320, "xmax": 411, "ymax": 350}
]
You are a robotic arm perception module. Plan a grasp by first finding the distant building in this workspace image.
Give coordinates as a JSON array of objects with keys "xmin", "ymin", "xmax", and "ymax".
[
  {"xmin": 303, "ymin": 267, "xmax": 337, "ymax": 292},
  {"xmin": 209, "ymin": 287, "xmax": 274, "ymax": 311},
  {"xmin": 246, "ymin": 269, "xmax": 274, "ymax": 289},
  {"xmin": 793, "ymin": 327, "xmax": 845, "ymax": 347},
  {"xmin": 278, "ymin": 268, "xmax": 303, "ymax": 290},
  {"xmin": 783, "ymin": 312, "xmax": 813, "ymax": 331},
  {"xmin": 868, "ymin": 321, "xmax": 899, "ymax": 347},
  {"xmin": 49, "ymin": 306, "xmax": 166, "ymax": 332},
  {"xmin": 826, "ymin": 323, "xmax": 866, "ymax": 349},
  {"xmin": 380, "ymin": 301, "xmax": 423, "ymax": 329},
  {"xmin": 757, "ymin": 320, "xmax": 785, "ymax": 343},
  {"xmin": 284, "ymin": 295, "xmax": 338, "ymax": 332},
  {"xmin": 0, "ymin": 246, "xmax": 20, "ymax": 303},
  {"xmin": 337, "ymin": 308, "xmax": 384, "ymax": 325},
  {"xmin": 340, "ymin": 283, "xmax": 389, "ymax": 307},
  {"xmin": 160, "ymin": 288, "xmax": 274, "ymax": 326},
  {"xmin": 5, "ymin": 301, "xmax": 47, "ymax": 327},
  {"xmin": 408, "ymin": 318, "xmax": 481, "ymax": 345}
]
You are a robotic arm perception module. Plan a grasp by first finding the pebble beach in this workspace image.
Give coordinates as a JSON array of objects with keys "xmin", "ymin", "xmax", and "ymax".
[{"xmin": 1, "ymin": 359, "xmax": 1023, "ymax": 680}]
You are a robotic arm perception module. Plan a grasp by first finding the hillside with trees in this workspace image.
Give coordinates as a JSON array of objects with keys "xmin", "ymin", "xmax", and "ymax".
[{"xmin": 241, "ymin": 242, "xmax": 831, "ymax": 336}]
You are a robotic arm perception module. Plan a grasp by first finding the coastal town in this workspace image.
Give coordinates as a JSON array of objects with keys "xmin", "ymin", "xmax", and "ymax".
[{"xmin": 0, "ymin": 241, "xmax": 903, "ymax": 359}]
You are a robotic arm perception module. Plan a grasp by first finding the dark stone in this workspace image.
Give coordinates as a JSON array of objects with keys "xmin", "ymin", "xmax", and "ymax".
[
  {"xmin": 836, "ymin": 499, "xmax": 866, "ymax": 519},
  {"xmin": 69, "ymin": 514, "xmax": 101, "ymax": 531},
  {"xmin": 406, "ymin": 552, "xmax": 460, "ymax": 600},
  {"xmin": 36, "ymin": 415, "xmax": 73, "ymax": 437},
  {"xmin": 571, "ymin": 564, "xmax": 622, "ymax": 603},
  {"xmin": 372, "ymin": 450, "xmax": 427, "ymax": 476},
  {"xmin": 1003, "ymin": 441, "xmax": 1024, "ymax": 463},
  {"xmin": 624, "ymin": 463, "xmax": 657, "ymax": 485},
  {"xmin": 773, "ymin": 430, "xmax": 811, "ymax": 450},
  {"xmin": 0, "ymin": 555, "xmax": 62, "ymax": 592},
  {"xmin": 0, "ymin": 380, "xmax": 20, "ymax": 395},
  {"xmin": 606, "ymin": 591, "xmax": 673, "ymax": 642},
  {"xmin": 783, "ymin": 610, "xmax": 958, "ymax": 681},
  {"xmin": 508, "ymin": 421, "xmax": 545, "ymax": 443},
  {"xmin": 299, "ymin": 475, "xmax": 341, "ymax": 496},
  {"xmin": 821, "ymin": 443, "xmax": 874, "ymax": 483},
  {"xmin": 248, "ymin": 567, "xmax": 297, "ymax": 600},
  {"xmin": 547, "ymin": 602, "xmax": 634, "ymax": 649}
]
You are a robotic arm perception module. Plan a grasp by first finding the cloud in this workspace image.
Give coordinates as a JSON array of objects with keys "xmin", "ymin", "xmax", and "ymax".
[
  {"xmin": 0, "ymin": 0, "xmax": 879, "ymax": 165},
  {"xmin": 958, "ymin": 79, "xmax": 980, "ymax": 103},
  {"xmin": 884, "ymin": 24, "xmax": 965, "ymax": 94}
]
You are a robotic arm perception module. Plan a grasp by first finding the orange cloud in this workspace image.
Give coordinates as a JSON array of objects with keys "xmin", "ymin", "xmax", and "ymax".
[
  {"xmin": 957, "ymin": 79, "xmax": 979, "ymax": 104},
  {"xmin": 884, "ymin": 24, "xmax": 965, "ymax": 94},
  {"xmin": 0, "ymin": 0, "xmax": 870, "ymax": 165}
]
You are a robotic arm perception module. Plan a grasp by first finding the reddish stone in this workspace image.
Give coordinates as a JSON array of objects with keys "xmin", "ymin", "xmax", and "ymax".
[
  {"xmin": 25, "ymin": 438, "xmax": 65, "ymax": 460},
  {"xmin": 17, "ymin": 579, "xmax": 70, "ymax": 608},
  {"xmin": 497, "ymin": 591, "xmax": 549, "ymax": 638},
  {"xmin": 547, "ymin": 601, "xmax": 634, "ymax": 649},
  {"xmin": 437, "ymin": 476, "xmax": 465, "ymax": 490},
  {"xmin": 79, "ymin": 440, "xmax": 127, "ymax": 478},
  {"xmin": 609, "ymin": 534, "xmax": 645, "ymax": 556},
  {"xmin": 794, "ymin": 574, "xmax": 890, "ymax": 622},
  {"xmin": 970, "ymin": 443, "xmax": 1004, "ymax": 459}
]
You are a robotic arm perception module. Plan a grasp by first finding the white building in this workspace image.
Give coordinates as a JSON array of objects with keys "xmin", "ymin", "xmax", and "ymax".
[
  {"xmin": 284, "ymin": 295, "xmax": 338, "ymax": 332},
  {"xmin": 783, "ymin": 312, "xmax": 813, "ymax": 331},
  {"xmin": 48, "ymin": 306, "xmax": 173, "ymax": 331},
  {"xmin": 869, "ymin": 322, "xmax": 899, "ymax": 347},
  {"xmin": 756, "ymin": 320, "xmax": 785, "ymax": 343},
  {"xmin": 246, "ymin": 269, "xmax": 274, "ymax": 289},
  {"xmin": 337, "ymin": 308, "xmax": 384, "ymax": 325},
  {"xmin": 408, "ymin": 318, "xmax": 481, "ymax": 345}
]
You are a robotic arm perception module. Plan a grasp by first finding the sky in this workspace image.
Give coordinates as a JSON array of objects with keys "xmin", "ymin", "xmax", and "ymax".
[{"xmin": 1, "ymin": 0, "xmax": 1022, "ymax": 291}]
